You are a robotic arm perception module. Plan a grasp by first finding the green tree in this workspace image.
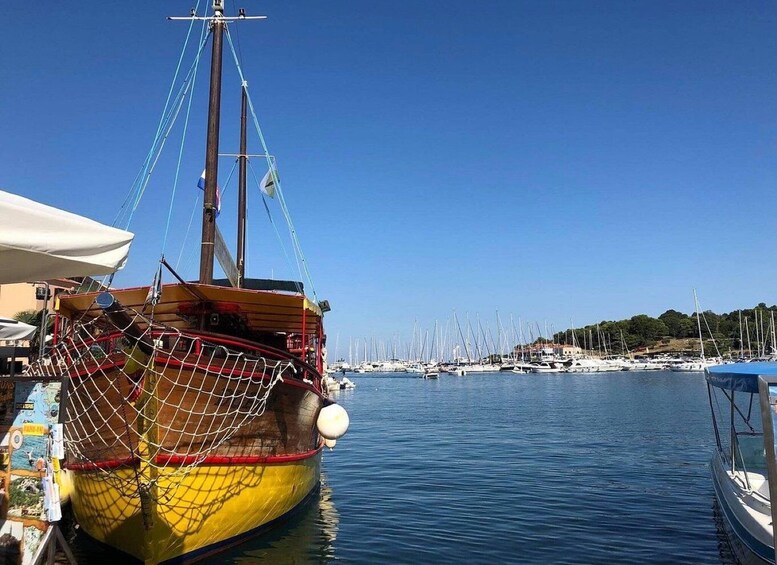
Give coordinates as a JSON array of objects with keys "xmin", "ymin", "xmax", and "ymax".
[
  {"xmin": 658, "ymin": 309, "xmax": 690, "ymax": 337},
  {"xmin": 13, "ymin": 309, "xmax": 52, "ymax": 359},
  {"xmin": 628, "ymin": 315, "xmax": 669, "ymax": 347}
]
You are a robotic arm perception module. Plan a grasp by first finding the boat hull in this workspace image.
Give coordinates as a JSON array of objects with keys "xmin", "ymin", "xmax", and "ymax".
[
  {"xmin": 71, "ymin": 453, "xmax": 321, "ymax": 563},
  {"xmin": 711, "ymin": 452, "xmax": 774, "ymax": 564},
  {"xmin": 32, "ymin": 285, "xmax": 334, "ymax": 563}
]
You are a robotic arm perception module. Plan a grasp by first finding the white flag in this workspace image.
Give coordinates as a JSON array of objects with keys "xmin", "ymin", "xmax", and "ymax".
[{"xmin": 260, "ymin": 167, "xmax": 277, "ymax": 198}]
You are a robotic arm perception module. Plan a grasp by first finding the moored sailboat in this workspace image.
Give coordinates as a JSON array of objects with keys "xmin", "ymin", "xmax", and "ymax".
[
  {"xmin": 27, "ymin": 3, "xmax": 347, "ymax": 563},
  {"xmin": 671, "ymin": 290, "xmax": 721, "ymax": 372}
]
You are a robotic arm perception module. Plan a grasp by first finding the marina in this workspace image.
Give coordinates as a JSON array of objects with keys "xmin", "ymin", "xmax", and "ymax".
[{"xmin": 59, "ymin": 370, "xmax": 734, "ymax": 563}]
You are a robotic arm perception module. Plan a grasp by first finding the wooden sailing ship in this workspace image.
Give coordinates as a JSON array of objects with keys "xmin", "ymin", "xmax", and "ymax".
[{"xmin": 28, "ymin": 2, "xmax": 346, "ymax": 563}]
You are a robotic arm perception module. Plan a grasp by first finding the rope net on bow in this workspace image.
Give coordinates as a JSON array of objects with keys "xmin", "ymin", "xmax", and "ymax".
[{"xmin": 25, "ymin": 306, "xmax": 294, "ymax": 502}]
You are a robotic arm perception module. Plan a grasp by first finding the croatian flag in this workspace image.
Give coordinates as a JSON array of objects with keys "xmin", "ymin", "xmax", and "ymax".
[{"xmin": 197, "ymin": 169, "xmax": 221, "ymax": 216}]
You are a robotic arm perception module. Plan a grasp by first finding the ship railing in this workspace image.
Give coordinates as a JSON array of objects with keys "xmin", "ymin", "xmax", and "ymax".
[{"xmin": 49, "ymin": 328, "xmax": 323, "ymax": 394}]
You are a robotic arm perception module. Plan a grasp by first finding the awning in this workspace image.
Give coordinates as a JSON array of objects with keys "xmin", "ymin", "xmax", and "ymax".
[
  {"xmin": 0, "ymin": 318, "xmax": 36, "ymax": 341},
  {"xmin": 0, "ymin": 190, "xmax": 134, "ymax": 284},
  {"xmin": 705, "ymin": 362, "xmax": 777, "ymax": 393}
]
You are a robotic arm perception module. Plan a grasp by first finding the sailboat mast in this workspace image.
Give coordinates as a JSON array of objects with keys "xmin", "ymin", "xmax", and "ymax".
[
  {"xmin": 694, "ymin": 289, "xmax": 704, "ymax": 360},
  {"xmin": 199, "ymin": 1, "xmax": 226, "ymax": 284},
  {"xmin": 237, "ymin": 83, "xmax": 248, "ymax": 286}
]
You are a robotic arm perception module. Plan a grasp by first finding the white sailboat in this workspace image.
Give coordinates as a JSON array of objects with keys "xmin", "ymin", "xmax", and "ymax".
[{"xmin": 671, "ymin": 290, "xmax": 721, "ymax": 372}]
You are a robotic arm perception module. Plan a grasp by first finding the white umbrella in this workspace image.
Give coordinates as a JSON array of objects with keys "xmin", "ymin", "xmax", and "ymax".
[
  {"xmin": 0, "ymin": 190, "xmax": 134, "ymax": 284},
  {"xmin": 0, "ymin": 317, "xmax": 37, "ymax": 341}
]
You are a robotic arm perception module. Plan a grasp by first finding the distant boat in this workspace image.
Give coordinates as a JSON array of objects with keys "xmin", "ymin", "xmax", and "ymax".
[
  {"xmin": 512, "ymin": 362, "xmax": 534, "ymax": 374},
  {"xmin": 339, "ymin": 377, "xmax": 356, "ymax": 390},
  {"xmin": 324, "ymin": 374, "xmax": 340, "ymax": 392},
  {"xmin": 669, "ymin": 358, "xmax": 720, "ymax": 372},
  {"xmin": 460, "ymin": 363, "xmax": 499, "ymax": 373},
  {"xmin": 563, "ymin": 357, "xmax": 620, "ymax": 373},
  {"xmin": 672, "ymin": 289, "xmax": 721, "ymax": 372},
  {"xmin": 623, "ymin": 359, "xmax": 664, "ymax": 371},
  {"xmin": 530, "ymin": 361, "xmax": 565, "ymax": 374},
  {"xmin": 706, "ymin": 363, "xmax": 777, "ymax": 564}
]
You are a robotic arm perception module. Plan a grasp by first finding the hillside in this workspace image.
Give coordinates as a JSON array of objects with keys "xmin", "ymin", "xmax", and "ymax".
[{"xmin": 549, "ymin": 303, "xmax": 777, "ymax": 356}]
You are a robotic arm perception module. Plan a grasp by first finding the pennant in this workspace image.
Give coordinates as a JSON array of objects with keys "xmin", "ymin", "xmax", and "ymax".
[
  {"xmin": 260, "ymin": 167, "xmax": 277, "ymax": 198},
  {"xmin": 198, "ymin": 169, "xmax": 221, "ymax": 216},
  {"xmin": 145, "ymin": 262, "xmax": 163, "ymax": 306}
]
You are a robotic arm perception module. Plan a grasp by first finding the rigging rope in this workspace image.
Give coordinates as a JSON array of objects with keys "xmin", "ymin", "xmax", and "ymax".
[
  {"xmin": 106, "ymin": 10, "xmax": 321, "ymax": 303},
  {"xmin": 700, "ymin": 310, "xmax": 723, "ymax": 358},
  {"xmin": 126, "ymin": 32, "xmax": 211, "ymax": 228},
  {"xmin": 224, "ymin": 26, "xmax": 318, "ymax": 301},
  {"xmin": 247, "ymin": 161, "xmax": 303, "ymax": 293},
  {"xmin": 113, "ymin": 1, "xmax": 204, "ymax": 230},
  {"xmin": 161, "ymin": 16, "xmax": 210, "ymax": 254},
  {"xmin": 175, "ymin": 194, "xmax": 200, "ymax": 272},
  {"xmin": 176, "ymin": 159, "xmax": 239, "ymax": 277}
]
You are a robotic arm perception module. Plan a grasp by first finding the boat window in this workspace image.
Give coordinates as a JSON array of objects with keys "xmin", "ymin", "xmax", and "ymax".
[{"xmin": 734, "ymin": 433, "xmax": 766, "ymax": 470}]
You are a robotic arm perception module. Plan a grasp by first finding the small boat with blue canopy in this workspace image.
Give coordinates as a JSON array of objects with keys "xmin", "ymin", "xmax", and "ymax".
[{"xmin": 706, "ymin": 362, "xmax": 777, "ymax": 564}]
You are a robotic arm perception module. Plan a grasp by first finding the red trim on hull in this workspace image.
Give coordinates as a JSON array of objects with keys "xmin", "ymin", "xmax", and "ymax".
[
  {"xmin": 155, "ymin": 445, "xmax": 324, "ymax": 466},
  {"xmin": 65, "ymin": 446, "xmax": 323, "ymax": 471}
]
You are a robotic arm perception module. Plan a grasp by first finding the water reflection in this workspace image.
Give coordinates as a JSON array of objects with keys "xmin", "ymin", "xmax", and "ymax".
[
  {"xmin": 710, "ymin": 497, "xmax": 737, "ymax": 565},
  {"xmin": 213, "ymin": 474, "xmax": 340, "ymax": 564}
]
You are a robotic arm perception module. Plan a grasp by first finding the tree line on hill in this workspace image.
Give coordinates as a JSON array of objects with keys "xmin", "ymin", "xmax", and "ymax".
[{"xmin": 545, "ymin": 303, "xmax": 777, "ymax": 355}]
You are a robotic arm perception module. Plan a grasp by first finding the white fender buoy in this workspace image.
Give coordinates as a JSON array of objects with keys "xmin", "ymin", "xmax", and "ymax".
[
  {"xmin": 324, "ymin": 438, "xmax": 337, "ymax": 450},
  {"xmin": 317, "ymin": 403, "xmax": 349, "ymax": 440}
]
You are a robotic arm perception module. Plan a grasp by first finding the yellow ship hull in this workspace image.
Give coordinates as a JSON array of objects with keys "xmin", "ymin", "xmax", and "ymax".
[
  {"xmin": 35, "ymin": 285, "xmax": 333, "ymax": 563},
  {"xmin": 70, "ymin": 453, "xmax": 321, "ymax": 564}
]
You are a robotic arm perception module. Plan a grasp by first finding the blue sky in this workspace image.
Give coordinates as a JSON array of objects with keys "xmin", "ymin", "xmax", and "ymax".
[{"xmin": 3, "ymin": 1, "xmax": 777, "ymax": 352}]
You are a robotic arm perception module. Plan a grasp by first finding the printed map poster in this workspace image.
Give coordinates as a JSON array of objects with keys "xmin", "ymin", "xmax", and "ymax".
[{"xmin": 0, "ymin": 379, "xmax": 61, "ymax": 565}]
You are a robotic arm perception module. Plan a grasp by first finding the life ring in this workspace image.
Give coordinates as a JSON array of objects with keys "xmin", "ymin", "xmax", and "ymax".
[{"xmin": 10, "ymin": 430, "xmax": 23, "ymax": 450}]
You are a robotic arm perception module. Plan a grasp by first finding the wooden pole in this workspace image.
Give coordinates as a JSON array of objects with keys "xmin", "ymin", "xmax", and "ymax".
[
  {"xmin": 237, "ymin": 84, "xmax": 248, "ymax": 287},
  {"xmin": 199, "ymin": 10, "xmax": 225, "ymax": 284}
]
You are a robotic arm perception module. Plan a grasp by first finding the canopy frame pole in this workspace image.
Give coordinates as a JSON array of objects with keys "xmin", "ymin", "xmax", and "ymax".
[
  {"xmin": 707, "ymin": 383, "xmax": 722, "ymax": 452},
  {"xmin": 720, "ymin": 389, "xmax": 756, "ymax": 433},
  {"xmin": 731, "ymin": 389, "xmax": 736, "ymax": 474},
  {"xmin": 756, "ymin": 375, "xmax": 777, "ymax": 565}
]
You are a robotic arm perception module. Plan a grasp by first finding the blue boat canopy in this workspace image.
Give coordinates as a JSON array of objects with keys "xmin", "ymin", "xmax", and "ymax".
[{"xmin": 706, "ymin": 362, "xmax": 777, "ymax": 393}]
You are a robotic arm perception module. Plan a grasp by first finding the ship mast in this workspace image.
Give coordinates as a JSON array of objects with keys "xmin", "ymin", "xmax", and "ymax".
[
  {"xmin": 694, "ymin": 288, "xmax": 705, "ymax": 360},
  {"xmin": 169, "ymin": 2, "xmax": 266, "ymax": 285},
  {"xmin": 199, "ymin": 0, "xmax": 226, "ymax": 284},
  {"xmin": 237, "ymin": 83, "xmax": 248, "ymax": 287}
]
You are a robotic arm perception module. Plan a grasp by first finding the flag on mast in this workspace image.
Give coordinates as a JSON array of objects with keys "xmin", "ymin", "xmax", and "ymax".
[
  {"xmin": 260, "ymin": 167, "xmax": 277, "ymax": 198},
  {"xmin": 197, "ymin": 169, "xmax": 221, "ymax": 216}
]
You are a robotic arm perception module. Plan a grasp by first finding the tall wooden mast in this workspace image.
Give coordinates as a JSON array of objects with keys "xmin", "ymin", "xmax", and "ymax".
[
  {"xmin": 237, "ymin": 83, "xmax": 248, "ymax": 287},
  {"xmin": 167, "ymin": 2, "xmax": 265, "ymax": 284},
  {"xmin": 199, "ymin": 0, "xmax": 226, "ymax": 285}
]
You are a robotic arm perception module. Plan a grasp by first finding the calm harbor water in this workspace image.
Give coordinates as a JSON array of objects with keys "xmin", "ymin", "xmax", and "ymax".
[{"xmin": 66, "ymin": 370, "xmax": 736, "ymax": 563}]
